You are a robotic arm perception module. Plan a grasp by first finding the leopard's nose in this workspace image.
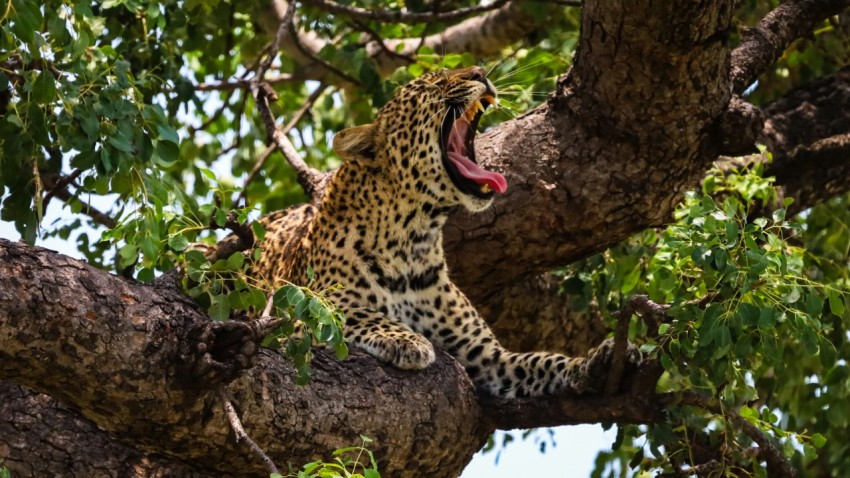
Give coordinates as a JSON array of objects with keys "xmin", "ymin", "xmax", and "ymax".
[{"xmin": 469, "ymin": 66, "xmax": 486, "ymax": 81}]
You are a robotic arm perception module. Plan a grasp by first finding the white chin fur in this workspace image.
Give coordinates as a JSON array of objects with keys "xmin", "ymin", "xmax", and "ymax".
[{"xmin": 459, "ymin": 195, "xmax": 494, "ymax": 213}]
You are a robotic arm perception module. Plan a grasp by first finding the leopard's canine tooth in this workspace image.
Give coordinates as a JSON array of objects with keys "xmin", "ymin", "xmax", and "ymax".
[{"xmin": 481, "ymin": 94, "xmax": 498, "ymax": 108}]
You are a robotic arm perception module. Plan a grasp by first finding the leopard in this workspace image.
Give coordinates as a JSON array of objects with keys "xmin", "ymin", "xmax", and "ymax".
[{"xmin": 249, "ymin": 66, "xmax": 638, "ymax": 398}]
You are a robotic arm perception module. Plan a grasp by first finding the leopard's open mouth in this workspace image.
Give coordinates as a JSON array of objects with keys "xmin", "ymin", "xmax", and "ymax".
[{"xmin": 440, "ymin": 92, "xmax": 507, "ymax": 198}]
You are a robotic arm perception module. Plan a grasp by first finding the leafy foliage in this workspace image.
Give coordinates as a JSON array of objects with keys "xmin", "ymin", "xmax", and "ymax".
[
  {"xmin": 276, "ymin": 436, "xmax": 381, "ymax": 478},
  {"xmin": 564, "ymin": 165, "xmax": 848, "ymax": 477}
]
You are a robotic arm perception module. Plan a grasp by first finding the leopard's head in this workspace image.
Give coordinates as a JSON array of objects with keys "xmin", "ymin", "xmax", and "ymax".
[{"xmin": 333, "ymin": 66, "xmax": 506, "ymax": 213}]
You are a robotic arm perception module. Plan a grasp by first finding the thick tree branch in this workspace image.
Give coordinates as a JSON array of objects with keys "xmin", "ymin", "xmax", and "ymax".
[
  {"xmin": 367, "ymin": 1, "xmax": 560, "ymax": 76},
  {"xmin": 301, "ymin": 0, "xmax": 510, "ymax": 24},
  {"xmin": 444, "ymin": 0, "xmax": 735, "ymax": 306},
  {"xmin": 767, "ymin": 133, "xmax": 850, "ymax": 214},
  {"xmin": 0, "ymin": 239, "xmax": 659, "ymax": 477},
  {"xmin": 484, "ymin": 361, "xmax": 663, "ymax": 430},
  {"xmin": 730, "ymin": 0, "xmax": 850, "ymax": 94},
  {"xmin": 266, "ymin": 0, "xmax": 560, "ymax": 82},
  {"xmin": 0, "ymin": 383, "xmax": 214, "ymax": 478},
  {"xmin": 760, "ymin": 68, "xmax": 850, "ymax": 213}
]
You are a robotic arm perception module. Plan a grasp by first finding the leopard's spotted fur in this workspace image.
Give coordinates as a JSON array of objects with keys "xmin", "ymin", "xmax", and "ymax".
[{"xmin": 251, "ymin": 67, "xmax": 637, "ymax": 397}]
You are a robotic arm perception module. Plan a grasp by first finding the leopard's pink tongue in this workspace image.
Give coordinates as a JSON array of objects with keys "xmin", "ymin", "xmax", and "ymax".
[
  {"xmin": 447, "ymin": 152, "xmax": 508, "ymax": 193},
  {"xmin": 447, "ymin": 119, "xmax": 508, "ymax": 193}
]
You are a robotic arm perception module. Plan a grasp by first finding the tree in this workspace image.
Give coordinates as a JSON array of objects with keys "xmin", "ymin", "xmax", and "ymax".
[{"xmin": 1, "ymin": 0, "xmax": 849, "ymax": 476}]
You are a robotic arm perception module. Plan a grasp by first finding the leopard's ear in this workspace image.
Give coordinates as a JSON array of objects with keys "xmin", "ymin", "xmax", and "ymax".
[{"xmin": 333, "ymin": 124, "xmax": 376, "ymax": 162}]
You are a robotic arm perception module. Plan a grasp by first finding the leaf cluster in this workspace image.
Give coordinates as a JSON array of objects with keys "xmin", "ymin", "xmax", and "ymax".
[
  {"xmin": 562, "ymin": 164, "xmax": 848, "ymax": 476},
  {"xmin": 277, "ymin": 436, "xmax": 380, "ymax": 478}
]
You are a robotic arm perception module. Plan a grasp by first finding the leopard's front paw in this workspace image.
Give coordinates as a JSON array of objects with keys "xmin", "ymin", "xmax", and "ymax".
[
  {"xmin": 384, "ymin": 333, "xmax": 435, "ymax": 370},
  {"xmin": 569, "ymin": 338, "xmax": 642, "ymax": 394}
]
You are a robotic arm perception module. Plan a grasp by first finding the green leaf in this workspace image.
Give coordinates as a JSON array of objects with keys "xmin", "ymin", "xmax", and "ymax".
[
  {"xmin": 335, "ymin": 341, "xmax": 348, "ymax": 360},
  {"xmin": 31, "ymin": 70, "xmax": 56, "ymax": 105},
  {"xmin": 819, "ymin": 337, "xmax": 837, "ymax": 369},
  {"xmin": 828, "ymin": 289, "xmax": 845, "ymax": 316},
  {"xmin": 811, "ymin": 433, "xmax": 828, "ymax": 448},
  {"xmin": 108, "ymin": 132, "xmax": 134, "ymax": 153},
  {"xmin": 138, "ymin": 267, "xmax": 155, "ymax": 283},
  {"xmin": 208, "ymin": 295, "xmax": 231, "ymax": 321},
  {"xmin": 214, "ymin": 208, "xmax": 227, "ymax": 227},
  {"xmin": 251, "ymin": 221, "xmax": 266, "ymax": 242},
  {"xmin": 154, "ymin": 140, "xmax": 180, "ymax": 166},
  {"xmin": 168, "ymin": 234, "xmax": 189, "ymax": 252},
  {"xmin": 118, "ymin": 243, "xmax": 138, "ymax": 264},
  {"xmin": 156, "ymin": 123, "xmax": 180, "ymax": 144},
  {"xmin": 185, "ymin": 249, "xmax": 207, "ymax": 264},
  {"xmin": 225, "ymin": 252, "xmax": 244, "ymax": 270},
  {"xmin": 11, "ymin": 0, "xmax": 43, "ymax": 44},
  {"xmin": 275, "ymin": 284, "xmax": 305, "ymax": 309},
  {"xmin": 628, "ymin": 447, "xmax": 644, "ymax": 469}
]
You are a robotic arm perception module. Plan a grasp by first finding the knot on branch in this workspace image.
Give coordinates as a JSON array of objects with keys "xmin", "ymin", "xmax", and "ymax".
[
  {"xmin": 178, "ymin": 319, "xmax": 262, "ymax": 388},
  {"xmin": 717, "ymin": 96, "xmax": 764, "ymax": 156}
]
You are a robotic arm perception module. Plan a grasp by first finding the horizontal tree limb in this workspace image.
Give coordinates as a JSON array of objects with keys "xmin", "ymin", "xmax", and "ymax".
[
  {"xmin": 730, "ymin": 0, "xmax": 850, "ymax": 94},
  {"xmin": 300, "ymin": 0, "xmax": 510, "ymax": 24},
  {"xmin": 0, "ymin": 238, "xmax": 662, "ymax": 478}
]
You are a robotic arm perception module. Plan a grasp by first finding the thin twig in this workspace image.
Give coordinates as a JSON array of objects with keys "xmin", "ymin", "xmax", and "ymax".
[
  {"xmin": 254, "ymin": 4, "xmax": 298, "ymax": 86},
  {"xmin": 353, "ymin": 19, "xmax": 415, "ymax": 65},
  {"xmin": 247, "ymin": 3, "xmax": 327, "ymax": 202},
  {"xmin": 195, "ymin": 73, "xmax": 298, "ymax": 91},
  {"xmin": 41, "ymin": 175, "xmax": 117, "ymax": 229},
  {"xmin": 218, "ymin": 387, "xmax": 280, "ymax": 475},
  {"xmin": 253, "ymin": 294, "xmax": 285, "ymax": 337},
  {"xmin": 237, "ymin": 83, "xmax": 330, "ymax": 207},
  {"xmin": 254, "ymin": 87, "xmax": 328, "ymax": 202},
  {"xmin": 289, "ymin": 36, "xmax": 362, "ymax": 87},
  {"xmin": 657, "ymin": 459, "xmax": 722, "ymax": 478},
  {"xmin": 677, "ymin": 392, "xmax": 797, "ymax": 478},
  {"xmin": 301, "ymin": 0, "xmax": 510, "ymax": 24},
  {"xmin": 275, "ymin": 2, "xmax": 362, "ymax": 87},
  {"xmin": 532, "ymin": 0, "xmax": 581, "ymax": 6},
  {"xmin": 604, "ymin": 295, "xmax": 669, "ymax": 394},
  {"xmin": 202, "ymin": 211, "xmax": 256, "ymax": 266},
  {"xmin": 42, "ymin": 169, "xmax": 83, "ymax": 205}
]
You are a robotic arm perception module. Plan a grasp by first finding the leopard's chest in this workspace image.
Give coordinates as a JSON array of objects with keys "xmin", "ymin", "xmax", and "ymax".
[{"xmin": 313, "ymin": 237, "xmax": 448, "ymax": 328}]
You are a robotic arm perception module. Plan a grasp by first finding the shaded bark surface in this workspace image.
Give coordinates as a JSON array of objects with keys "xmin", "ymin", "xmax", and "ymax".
[
  {"xmin": 0, "ymin": 239, "xmax": 486, "ymax": 478},
  {"xmin": 0, "ymin": 239, "xmax": 662, "ymax": 477},
  {"xmin": 0, "ymin": 383, "xmax": 212, "ymax": 478},
  {"xmin": 443, "ymin": 0, "xmax": 735, "ymax": 351}
]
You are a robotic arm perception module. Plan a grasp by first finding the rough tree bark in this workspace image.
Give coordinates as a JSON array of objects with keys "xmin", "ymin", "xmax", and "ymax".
[
  {"xmin": 0, "ymin": 239, "xmax": 660, "ymax": 477},
  {"xmin": 2, "ymin": 0, "xmax": 850, "ymax": 476}
]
